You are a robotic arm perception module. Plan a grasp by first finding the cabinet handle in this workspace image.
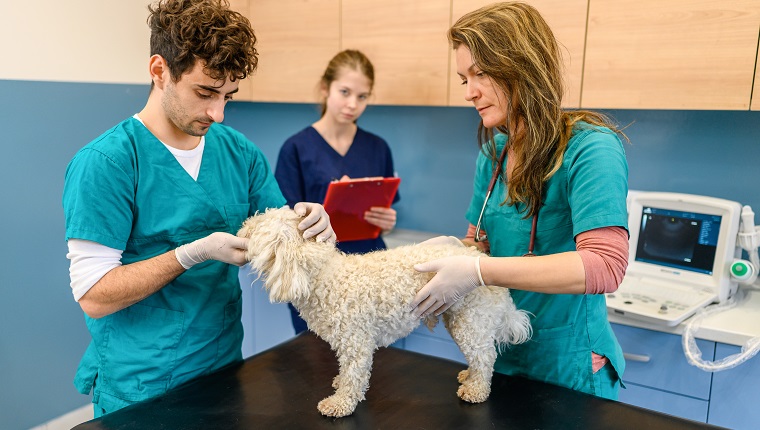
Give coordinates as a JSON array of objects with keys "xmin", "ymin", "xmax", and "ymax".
[{"xmin": 623, "ymin": 352, "xmax": 651, "ymax": 363}]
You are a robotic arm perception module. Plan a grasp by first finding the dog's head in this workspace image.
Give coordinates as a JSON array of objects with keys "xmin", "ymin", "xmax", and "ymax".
[{"xmin": 237, "ymin": 206, "xmax": 331, "ymax": 303}]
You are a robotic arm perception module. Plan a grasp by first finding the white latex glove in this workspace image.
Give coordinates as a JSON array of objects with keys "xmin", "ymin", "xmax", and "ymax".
[
  {"xmin": 175, "ymin": 232, "xmax": 249, "ymax": 269},
  {"xmin": 410, "ymin": 255, "xmax": 485, "ymax": 317},
  {"xmin": 417, "ymin": 236, "xmax": 464, "ymax": 247},
  {"xmin": 293, "ymin": 202, "xmax": 336, "ymax": 243}
]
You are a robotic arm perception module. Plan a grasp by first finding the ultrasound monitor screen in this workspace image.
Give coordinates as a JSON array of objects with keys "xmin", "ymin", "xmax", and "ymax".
[{"xmin": 635, "ymin": 207, "xmax": 721, "ymax": 275}]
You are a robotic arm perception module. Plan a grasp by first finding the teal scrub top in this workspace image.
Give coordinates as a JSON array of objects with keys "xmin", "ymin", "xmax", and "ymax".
[
  {"xmin": 62, "ymin": 117, "xmax": 286, "ymax": 413},
  {"xmin": 465, "ymin": 126, "xmax": 628, "ymax": 398}
]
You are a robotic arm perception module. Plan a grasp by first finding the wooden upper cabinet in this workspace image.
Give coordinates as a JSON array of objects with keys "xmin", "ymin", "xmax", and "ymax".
[
  {"xmin": 342, "ymin": 0, "xmax": 451, "ymax": 106},
  {"xmin": 752, "ymin": 40, "xmax": 760, "ymax": 111},
  {"xmin": 240, "ymin": 0, "xmax": 340, "ymax": 102},
  {"xmin": 583, "ymin": 1, "xmax": 760, "ymax": 110},
  {"xmin": 227, "ymin": 0, "xmax": 253, "ymax": 101},
  {"xmin": 448, "ymin": 0, "xmax": 588, "ymax": 108},
  {"xmin": 233, "ymin": 1, "xmax": 760, "ymax": 110}
]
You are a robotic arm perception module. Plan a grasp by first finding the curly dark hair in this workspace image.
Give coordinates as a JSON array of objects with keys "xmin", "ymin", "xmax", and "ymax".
[{"xmin": 147, "ymin": 0, "xmax": 257, "ymax": 83}]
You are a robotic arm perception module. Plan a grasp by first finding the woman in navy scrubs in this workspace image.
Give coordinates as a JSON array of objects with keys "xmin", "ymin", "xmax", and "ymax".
[{"xmin": 275, "ymin": 50, "xmax": 400, "ymax": 333}]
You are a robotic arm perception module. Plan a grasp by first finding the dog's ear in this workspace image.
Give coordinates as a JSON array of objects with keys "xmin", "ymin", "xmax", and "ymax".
[
  {"xmin": 236, "ymin": 216, "xmax": 257, "ymax": 239},
  {"xmin": 244, "ymin": 207, "xmax": 313, "ymax": 303}
]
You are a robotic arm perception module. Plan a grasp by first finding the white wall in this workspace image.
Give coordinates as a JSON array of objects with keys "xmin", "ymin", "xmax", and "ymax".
[{"xmin": 1, "ymin": 0, "xmax": 150, "ymax": 83}]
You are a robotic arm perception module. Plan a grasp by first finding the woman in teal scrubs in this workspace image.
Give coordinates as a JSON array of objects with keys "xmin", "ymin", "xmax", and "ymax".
[
  {"xmin": 62, "ymin": 0, "xmax": 333, "ymax": 416},
  {"xmin": 410, "ymin": 2, "xmax": 629, "ymax": 399}
]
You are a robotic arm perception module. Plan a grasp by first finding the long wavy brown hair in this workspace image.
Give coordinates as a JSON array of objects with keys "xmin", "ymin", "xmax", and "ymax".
[
  {"xmin": 147, "ymin": 0, "xmax": 258, "ymax": 84},
  {"xmin": 449, "ymin": 2, "xmax": 627, "ymax": 218}
]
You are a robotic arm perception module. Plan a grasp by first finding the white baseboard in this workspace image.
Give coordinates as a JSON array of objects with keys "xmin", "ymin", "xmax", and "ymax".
[{"xmin": 29, "ymin": 404, "xmax": 92, "ymax": 430}]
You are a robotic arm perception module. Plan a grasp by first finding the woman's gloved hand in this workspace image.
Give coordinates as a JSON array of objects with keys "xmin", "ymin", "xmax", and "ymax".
[
  {"xmin": 410, "ymin": 255, "xmax": 485, "ymax": 317},
  {"xmin": 294, "ymin": 202, "xmax": 336, "ymax": 243},
  {"xmin": 364, "ymin": 206, "xmax": 397, "ymax": 233},
  {"xmin": 175, "ymin": 232, "xmax": 250, "ymax": 269},
  {"xmin": 417, "ymin": 235, "xmax": 464, "ymax": 247}
]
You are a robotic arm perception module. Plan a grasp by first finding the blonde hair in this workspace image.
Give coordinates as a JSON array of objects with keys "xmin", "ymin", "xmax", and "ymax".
[
  {"xmin": 318, "ymin": 50, "xmax": 375, "ymax": 117},
  {"xmin": 449, "ymin": 2, "xmax": 627, "ymax": 218}
]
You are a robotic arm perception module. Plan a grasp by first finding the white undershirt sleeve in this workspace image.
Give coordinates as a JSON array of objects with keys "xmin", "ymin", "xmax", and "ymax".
[
  {"xmin": 67, "ymin": 239, "xmax": 123, "ymax": 302},
  {"xmin": 66, "ymin": 114, "xmax": 203, "ymax": 302}
]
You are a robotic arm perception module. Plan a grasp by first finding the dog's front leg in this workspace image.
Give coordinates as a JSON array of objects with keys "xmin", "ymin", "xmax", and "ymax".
[{"xmin": 317, "ymin": 341, "xmax": 374, "ymax": 417}]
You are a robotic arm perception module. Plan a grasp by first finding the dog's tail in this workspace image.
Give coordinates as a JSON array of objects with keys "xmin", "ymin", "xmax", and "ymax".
[{"xmin": 495, "ymin": 297, "xmax": 532, "ymax": 347}]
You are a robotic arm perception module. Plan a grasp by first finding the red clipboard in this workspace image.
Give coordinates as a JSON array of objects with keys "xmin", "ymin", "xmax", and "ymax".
[{"xmin": 323, "ymin": 177, "xmax": 401, "ymax": 242}]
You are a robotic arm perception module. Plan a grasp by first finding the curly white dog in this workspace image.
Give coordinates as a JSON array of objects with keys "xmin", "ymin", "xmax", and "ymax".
[{"xmin": 238, "ymin": 207, "xmax": 531, "ymax": 418}]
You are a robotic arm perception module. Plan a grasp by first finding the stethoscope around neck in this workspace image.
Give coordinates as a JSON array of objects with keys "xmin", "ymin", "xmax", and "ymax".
[{"xmin": 473, "ymin": 144, "xmax": 539, "ymax": 257}]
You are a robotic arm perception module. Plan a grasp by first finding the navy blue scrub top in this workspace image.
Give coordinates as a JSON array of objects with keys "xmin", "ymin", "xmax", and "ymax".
[{"xmin": 275, "ymin": 126, "xmax": 399, "ymax": 254}]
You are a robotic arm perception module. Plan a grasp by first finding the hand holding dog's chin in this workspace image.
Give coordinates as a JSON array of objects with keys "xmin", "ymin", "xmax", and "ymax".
[{"xmin": 176, "ymin": 232, "xmax": 250, "ymax": 268}]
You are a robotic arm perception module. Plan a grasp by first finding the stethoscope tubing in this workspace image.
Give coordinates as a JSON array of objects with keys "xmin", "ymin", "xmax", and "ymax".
[
  {"xmin": 474, "ymin": 142, "xmax": 539, "ymax": 257},
  {"xmin": 474, "ymin": 144, "xmax": 510, "ymax": 243}
]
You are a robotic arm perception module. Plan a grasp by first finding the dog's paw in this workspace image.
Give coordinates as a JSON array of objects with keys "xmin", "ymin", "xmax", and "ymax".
[
  {"xmin": 457, "ymin": 369, "xmax": 470, "ymax": 384},
  {"xmin": 457, "ymin": 381, "xmax": 490, "ymax": 403},
  {"xmin": 318, "ymin": 394, "xmax": 357, "ymax": 417}
]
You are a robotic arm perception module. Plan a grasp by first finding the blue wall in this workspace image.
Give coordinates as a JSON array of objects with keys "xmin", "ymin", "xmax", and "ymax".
[
  {"xmin": 223, "ymin": 101, "xmax": 485, "ymax": 235},
  {"xmin": 0, "ymin": 81, "xmax": 148, "ymax": 429},
  {"xmin": 2, "ymin": 78, "xmax": 760, "ymax": 429}
]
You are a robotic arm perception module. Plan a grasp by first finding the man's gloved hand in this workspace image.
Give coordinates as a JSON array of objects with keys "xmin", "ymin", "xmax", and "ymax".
[
  {"xmin": 175, "ymin": 232, "xmax": 250, "ymax": 269},
  {"xmin": 410, "ymin": 256, "xmax": 485, "ymax": 317},
  {"xmin": 417, "ymin": 235, "xmax": 464, "ymax": 247},
  {"xmin": 293, "ymin": 202, "xmax": 336, "ymax": 243}
]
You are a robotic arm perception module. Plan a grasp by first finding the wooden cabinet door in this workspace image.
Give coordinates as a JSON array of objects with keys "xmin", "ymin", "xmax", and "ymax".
[
  {"xmin": 227, "ymin": 0, "xmax": 254, "ymax": 101},
  {"xmin": 342, "ymin": 0, "xmax": 451, "ymax": 106},
  {"xmin": 240, "ymin": 0, "xmax": 340, "ymax": 102},
  {"xmin": 752, "ymin": 41, "xmax": 760, "ymax": 111},
  {"xmin": 448, "ymin": 0, "xmax": 588, "ymax": 108},
  {"xmin": 583, "ymin": 1, "xmax": 760, "ymax": 110}
]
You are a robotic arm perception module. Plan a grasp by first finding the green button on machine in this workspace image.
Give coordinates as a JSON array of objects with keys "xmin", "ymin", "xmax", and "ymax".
[{"xmin": 730, "ymin": 260, "xmax": 754, "ymax": 281}]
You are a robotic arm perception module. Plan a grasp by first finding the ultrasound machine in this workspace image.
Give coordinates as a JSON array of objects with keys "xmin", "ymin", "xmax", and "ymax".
[{"xmin": 606, "ymin": 192, "xmax": 748, "ymax": 327}]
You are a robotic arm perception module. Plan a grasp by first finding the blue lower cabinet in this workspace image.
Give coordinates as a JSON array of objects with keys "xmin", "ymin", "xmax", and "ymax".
[
  {"xmin": 612, "ymin": 323, "xmax": 715, "ymax": 399},
  {"xmin": 241, "ymin": 271, "xmax": 296, "ymax": 357},
  {"xmin": 611, "ymin": 323, "xmax": 715, "ymax": 422},
  {"xmin": 403, "ymin": 322, "xmax": 466, "ymax": 364},
  {"xmin": 618, "ymin": 382, "xmax": 709, "ymax": 422},
  {"xmin": 707, "ymin": 343, "xmax": 760, "ymax": 429}
]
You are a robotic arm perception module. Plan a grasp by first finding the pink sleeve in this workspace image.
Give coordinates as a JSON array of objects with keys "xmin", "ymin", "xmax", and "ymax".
[{"xmin": 576, "ymin": 226, "xmax": 629, "ymax": 295}]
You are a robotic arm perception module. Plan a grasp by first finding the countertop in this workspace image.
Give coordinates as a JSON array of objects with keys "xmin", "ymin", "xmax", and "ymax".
[
  {"xmin": 73, "ymin": 333, "xmax": 722, "ymax": 430},
  {"xmin": 608, "ymin": 286, "xmax": 760, "ymax": 347},
  {"xmin": 385, "ymin": 229, "xmax": 760, "ymax": 347},
  {"xmin": 382, "ymin": 227, "xmax": 440, "ymax": 249}
]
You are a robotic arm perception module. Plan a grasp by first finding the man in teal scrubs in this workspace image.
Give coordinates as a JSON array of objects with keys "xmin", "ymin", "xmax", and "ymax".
[{"xmin": 62, "ymin": 0, "xmax": 334, "ymax": 416}]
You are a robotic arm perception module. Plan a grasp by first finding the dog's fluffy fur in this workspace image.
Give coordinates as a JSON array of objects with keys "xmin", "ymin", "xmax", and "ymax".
[{"xmin": 238, "ymin": 207, "xmax": 531, "ymax": 417}]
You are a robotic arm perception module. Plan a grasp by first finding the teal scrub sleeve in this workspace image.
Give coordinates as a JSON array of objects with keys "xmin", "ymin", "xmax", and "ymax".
[
  {"xmin": 63, "ymin": 147, "xmax": 134, "ymax": 250},
  {"xmin": 564, "ymin": 127, "xmax": 629, "ymax": 237}
]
